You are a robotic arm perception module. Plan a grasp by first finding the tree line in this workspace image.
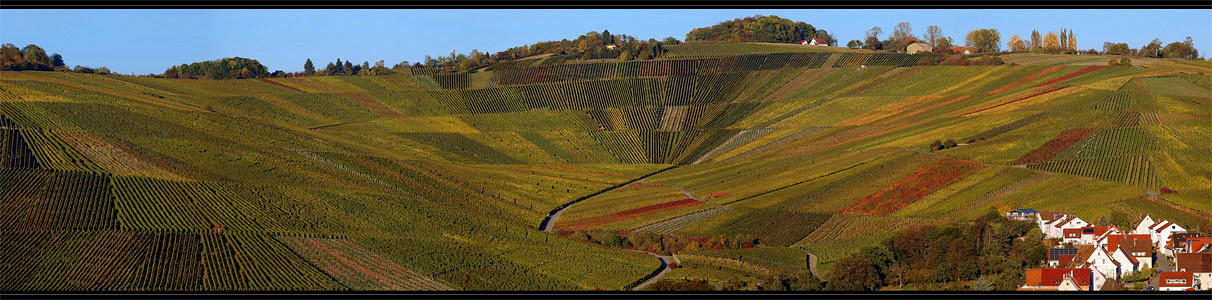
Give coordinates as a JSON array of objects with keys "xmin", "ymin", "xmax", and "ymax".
[
  {"xmin": 161, "ymin": 57, "xmax": 270, "ymax": 79},
  {"xmin": 684, "ymin": 15, "xmax": 836, "ymax": 46},
  {"xmin": 1, "ymin": 43, "xmax": 111, "ymax": 74},
  {"xmin": 823, "ymin": 210, "xmax": 1046, "ymax": 291}
]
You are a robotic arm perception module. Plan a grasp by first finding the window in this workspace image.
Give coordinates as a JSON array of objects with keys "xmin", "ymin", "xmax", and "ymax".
[
  {"xmin": 1165, "ymin": 279, "xmax": 1187, "ymax": 285},
  {"xmin": 1054, "ymin": 279, "xmax": 1061, "ymax": 285}
]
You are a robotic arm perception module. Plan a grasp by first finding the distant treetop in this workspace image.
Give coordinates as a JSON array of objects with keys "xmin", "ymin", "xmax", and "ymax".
[
  {"xmin": 163, "ymin": 57, "xmax": 270, "ymax": 80},
  {"xmin": 684, "ymin": 15, "xmax": 834, "ymax": 46}
]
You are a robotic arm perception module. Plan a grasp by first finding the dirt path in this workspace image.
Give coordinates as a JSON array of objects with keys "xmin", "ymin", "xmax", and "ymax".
[{"xmin": 807, "ymin": 253, "xmax": 819, "ymax": 277}]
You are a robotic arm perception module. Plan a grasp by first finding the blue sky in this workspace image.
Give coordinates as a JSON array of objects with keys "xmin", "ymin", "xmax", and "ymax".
[{"xmin": 2, "ymin": 9, "xmax": 1209, "ymax": 74}]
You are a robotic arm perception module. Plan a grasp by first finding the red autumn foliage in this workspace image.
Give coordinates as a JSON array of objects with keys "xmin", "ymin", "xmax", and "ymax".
[
  {"xmin": 839, "ymin": 158, "xmax": 985, "ymax": 216},
  {"xmin": 1160, "ymin": 187, "xmax": 1176, "ymax": 194},
  {"xmin": 1029, "ymin": 66, "xmax": 1105, "ymax": 89},
  {"xmin": 559, "ymin": 199, "xmax": 703, "ymax": 230},
  {"xmin": 1013, "ymin": 128, "xmax": 1094, "ymax": 164},
  {"xmin": 985, "ymin": 65, "xmax": 1065, "ymax": 95}
]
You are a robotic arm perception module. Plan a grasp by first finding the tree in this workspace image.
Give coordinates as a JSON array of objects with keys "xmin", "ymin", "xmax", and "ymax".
[
  {"xmin": 847, "ymin": 40, "xmax": 863, "ymax": 49},
  {"xmin": 1043, "ymin": 32, "xmax": 1060, "ymax": 52},
  {"xmin": 303, "ymin": 58, "xmax": 315, "ymax": 75},
  {"xmin": 924, "ymin": 25, "xmax": 943, "ymax": 47},
  {"xmin": 343, "ymin": 61, "xmax": 354, "ymax": 75},
  {"xmin": 325, "ymin": 62, "xmax": 337, "ymax": 75},
  {"xmin": 1068, "ymin": 30, "xmax": 1077, "ymax": 52},
  {"xmin": 1140, "ymin": 38, "xmax": 1163, "ymax": 58},
  {"xmin": 50, "ymin": 53, "xmax": 64, "ymax": 67},
  {"xmin": 1007, "ymin": 35, "xmax": 1025, "ymax": 52},
  {"xmin": 826, "ymin": 257, "xmax": 881, "ymax": 291},
  {"xmin": 1059, "ymin": 29, "xmax": 1068, "ymax": 51},
  {"xmin": 935, "ymin": 36, "xmax": 954, "ymax": 51},
  {"xmin": 864, "ymin": 26, "xmax": 884, "ymax": 51},
  {"xmin": 1120, "ymin": 57, "xmax": 1132, "ymax": 67},
  {"xmin": 1030, "ymin": 30, "xmax": 1042, "ymax": 51},
  {"xmin": 601, "ymin": 30, "xmax": 613, "ymax": 45},
  {"xmin": 21, "ymin": 44, "xmax": 51, "ymax": 68},
  {"xmin": 1103, "ymin": 42, "xmax": 1130, "ymax": 55},
  {"xmin": 1097, "ymin": 214, "xmax": 1111, "ymax": 226},
  {"xmin": 662, "ymin": 36, "xmax": 680, "ymax": 45},
  {"xmin": 965, "ymin": 29, "xmax": 1001, "ymax": 53},
  {"xmin": 888, "ymin": 22, "xmax": 913, "ymax": 51}
]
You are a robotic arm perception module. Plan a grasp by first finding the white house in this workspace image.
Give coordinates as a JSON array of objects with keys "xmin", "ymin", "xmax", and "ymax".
[
  {"xmin": 1131, "ymin": 214, "xmax": 1156, "ymax": 235},
  {"xmin": 807, "ymin": 38, "xmax": 828, "ymax": 46},
  {"xmin": 1037, "ymin": 212, "xmax": 1067, "ymax": 235},
  {"xmin": 1050, "ymin": 216, "xmax": 1088, "ymax": 240},
  {"xmin": 1153, "ymin": 221, "xmax": 1188, "ymax": 256},
  {"xmin": 1115, "ymin": 237, "xmax": 1154, "ymax": 270}
]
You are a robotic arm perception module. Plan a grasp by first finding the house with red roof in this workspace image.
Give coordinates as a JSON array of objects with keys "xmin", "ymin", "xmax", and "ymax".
[
  {"xmin": 1172, "ymin": 234, "xmax": 1212, "ymax": 254},
  {"xmin": 1159, "ymin": 271, "xmax": 1196, "ymax": 291},
  {"xmin": 1175, "ymin": 253, "xmax": 1211, "ymax": 290},
  {"xmin": 1036, "ymin": 211, "xmax": 1067, "ymax": 233},
  {"xmin": 1080, "ymin": 225, "xmax": 1121, "ymax": 245},
  {"xmin": 1115, "ymin": 237, "xmax": 1155, "ymax": 270},
  {"xmin": 1063, "ymin": 228, "xmax": 1084, "ymax": 245},
  {"xmin": 1151, "ymin": 221, "xmax": 1187, "ymax": 256},
  {"xmin": 807, "ymin": 38, "xmax": 828, "ymax": 46},
  {"xmin": 1048, "ymin": 248, "xmax": 1079, "ymax": 267},
  {"xmin": 1018, "ymin": 268, "xmax": 1095, "ymax": 291},
  {"xmin": 1048, "ymin": 215, "xmax": 1088, "ymax": 240}
]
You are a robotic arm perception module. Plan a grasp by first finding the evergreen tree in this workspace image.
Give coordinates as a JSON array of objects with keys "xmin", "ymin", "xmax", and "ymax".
[
  {"xmin": 304, "ymin": 58, "xmax": 315, "ymax": 75},
  {"xmin": 335, "ymin": 58, "xmax": 343, "ymax": 74},
  {"xmin": 51, "ymin": 53, "xmax": 64, "ymax": 67},
  {"xmin": 343, "ymin": 61, "xmax": 354, "ymax": 75}
]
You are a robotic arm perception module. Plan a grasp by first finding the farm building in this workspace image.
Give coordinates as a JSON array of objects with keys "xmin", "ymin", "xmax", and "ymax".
[{"xmin": 906, "ymin": 42, "xmax": 933, "ymax": 54}]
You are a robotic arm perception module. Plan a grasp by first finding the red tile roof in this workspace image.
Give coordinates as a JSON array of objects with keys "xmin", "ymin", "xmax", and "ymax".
[
  {"xmin": 1038, "ymin": 211, "xmax": 1066, "ymax": 222},
  {"xmin": 1118, "ymin": 238, "xmax": 1153, "ymax": 258},
  {"xmin": 1158, "ymin": 272, "xmax": 1194, "ymax": 288},
  {"xmin": 1105, "ymin": 234, "xmax": 1151, "ymax": 252},
  {"xmin": 1175, "ymin": 253, "xmax": 1212, "ymax": 273},
  {"xmin": 812, "ymin": 38, "xmax": 827, "ymax": 44},
  {"xmin": 1040, "ymin": 268, "xmax": 1092, "ymax": 287}
]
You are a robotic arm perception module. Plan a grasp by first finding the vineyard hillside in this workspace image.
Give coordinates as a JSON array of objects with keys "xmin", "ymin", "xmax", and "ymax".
[{"xmin": 1, "ymin": 43, "xmax": 1209, "ymax": 291}]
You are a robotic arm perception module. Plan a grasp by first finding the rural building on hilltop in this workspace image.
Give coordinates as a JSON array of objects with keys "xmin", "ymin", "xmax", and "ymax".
[
  {"xmin": 948, "ymin": 46, "xmax": 975, "ymax": 55},
  {"xmin": 906, "ymin": 42, "xmax": 933, "ymax": 54},
  {"xmin": 802, "ymin": 38, "xmax": 828, "ymax": 46}
]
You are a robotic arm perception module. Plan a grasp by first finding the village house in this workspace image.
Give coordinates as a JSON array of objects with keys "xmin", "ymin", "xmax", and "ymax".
[
  {"xmin": 1158, "ymin": 271, "xmax": 1196, "ymax": 291},
  {"xmin": 1114, "ymin": 237, "xmax": 1155, "ymax": 270},
  {"xmin": 1175, "ymin": 253, "xmax": 1212, "ymax": 290},
  {"xmin": 1131, "ymin": 215, "xmax": 1156, "ymax": 235},
  {"xmin": 1070, "ymin": 244, "xmax": 1136, "ymax": 279},
  {"xmin": 1048, "ymin": 215, "xmax": 1088, "ymax": 240},
  {"xmin": 1171, "ymin": 234, "xmax": 1212, "ymax": 254},
  {"xmin": 1080, "ymin": 225, "xmax": 1121, "ymax": 246},
  {"xmin": 1006, "ymin": 209, "xmax": 1039, "ymax": 221},
  {"xmin": 1151, "ymin": 221, "xmax": 1187, "ymax": 256},
  {"xmin": 808, "ymin": 38, "xmax": 827, "ymax": 46},
  {"xmin": 1019, "ymin": 268, "xmax": 1096, "ymax": 291},
  {"xmin": 905, "ymin": 42, "xmax": 933, "ymax": 54},
  {"xmin": 1048, "ymin": 248, "xmax": 1078, "ymax": 267},
  {"xmin": 1036, "ymin": 211, "xmax": 1067, "ymax": 234}
]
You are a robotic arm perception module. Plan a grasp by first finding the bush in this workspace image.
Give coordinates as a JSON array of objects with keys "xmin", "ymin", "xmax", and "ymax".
[
  {"xmin": 1120, "ymin": 57, "xmax": 1132, "ymax": 67},
  {"xmin": 1108, "ymin": 58, "xmax": 1119, "ymax": 66}
]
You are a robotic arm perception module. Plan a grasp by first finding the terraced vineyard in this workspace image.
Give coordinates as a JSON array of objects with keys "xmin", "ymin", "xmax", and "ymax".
[{"xmin": 1, "ymin": 43, "xmax": 1209, "ymax": 292}]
